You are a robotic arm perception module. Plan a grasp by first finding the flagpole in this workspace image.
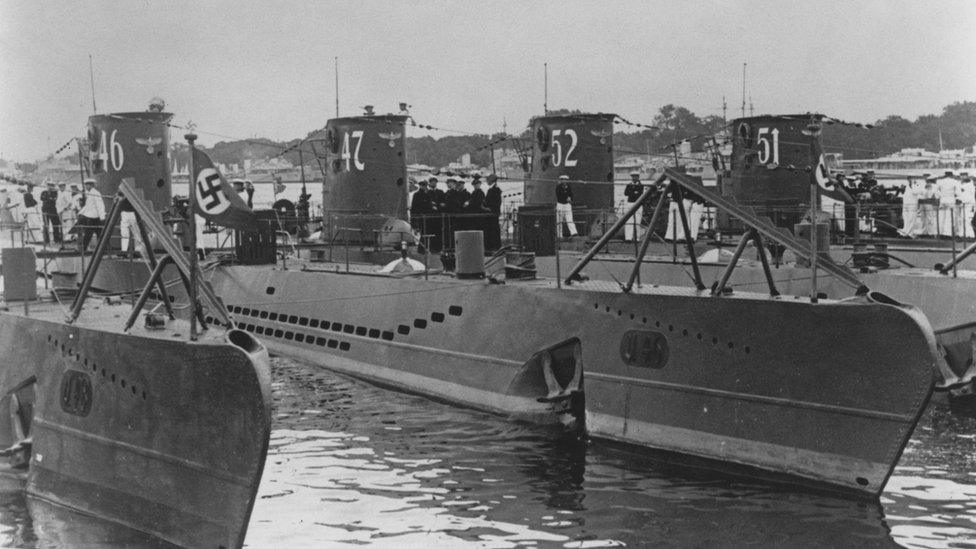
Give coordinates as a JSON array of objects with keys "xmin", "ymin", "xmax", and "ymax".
[{"xmin": 186, "ymin": 131, "xmax": 200, "ymax": 341}]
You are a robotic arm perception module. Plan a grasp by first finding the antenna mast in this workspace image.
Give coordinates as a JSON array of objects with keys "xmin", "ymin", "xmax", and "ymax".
[
  {"xmin": 722, "ymin": 95, "xmax": 727, "ymax": 124},
  {"xmin": 334, "ymin": 57, "xmax": 340, "ymax": 118},
  {"xmin": 89, "ymin": 54, "xmax": 97, "ymax": 114},
  {"xmin": 544, "ymin": 62, "xmax": 548, "ymax": 115},
  {"xmin": 741, "ymin": 62, "xmax": 746, "ymax": 119}
]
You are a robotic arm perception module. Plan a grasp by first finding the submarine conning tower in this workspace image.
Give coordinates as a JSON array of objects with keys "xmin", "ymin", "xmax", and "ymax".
[
  {"xmin": 320, "ymin": 114, "xmax": 409, "ymax": 243},
  {"xmin": 87, "ymin": 111, "xmax": 173, "ymax": 212},
  {"xmin": 723, "ymin": 114, "xmax": 828, "ymax": 228},
  {"xmin": 524, "ymin": 113, "xmax": 616, "ymax": 209}
]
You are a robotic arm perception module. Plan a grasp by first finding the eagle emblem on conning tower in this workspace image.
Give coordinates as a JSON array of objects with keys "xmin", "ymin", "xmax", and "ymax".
[
  {"xmin": 135, "ymin": 137, "xmax": 162, "ymax": 154},
  {"xmin": 590, "ymin": 129, "xmax": 611, "ymax": 144},
  {"xmin": 378, "ymin": 132, "xmax": 402, "ymax": 147}
]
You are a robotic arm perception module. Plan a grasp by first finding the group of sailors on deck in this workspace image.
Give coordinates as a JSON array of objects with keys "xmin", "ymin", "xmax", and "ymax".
[
  {"xmin": 409, "ymin": 173, "xmax": 502, "ymax": 252},
  {"xmin": 837, "ymin": 170, "xmax": 976, "ymax": 238},
  {"xmin": 0, "ymin": 178, "xmax": 106, "ymax": 249}
]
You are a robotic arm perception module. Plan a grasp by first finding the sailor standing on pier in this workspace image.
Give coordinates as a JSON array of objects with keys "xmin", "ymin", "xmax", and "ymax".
[
  {"xmin": 555, "ymin": 175, "xmax": 578, "ymax": 237},
  {"xmin": 622, "ymin": 171, "xmax": 645, "ymax": 241}
]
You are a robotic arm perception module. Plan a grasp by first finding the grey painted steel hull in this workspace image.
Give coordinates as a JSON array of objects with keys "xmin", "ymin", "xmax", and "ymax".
[
  {"xmin": 0, "ymin": 308, "xmax": 272, "ymax": 548},
  {"xmin": 208, "ymin": 264, "xmax": 936, "ymax": 497},
  {"xmin": 534, "ymin": 252, "xmax": 976, "ymax": 389}
]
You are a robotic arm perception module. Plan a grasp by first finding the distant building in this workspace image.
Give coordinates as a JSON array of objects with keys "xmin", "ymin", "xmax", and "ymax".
[
  {"xmin": 843, "ymin": 146, "xmax": 976, "ymax": 172},
  {"xmin": 34, "ymin": 155, "xmax": 82, "ymax": 184}
]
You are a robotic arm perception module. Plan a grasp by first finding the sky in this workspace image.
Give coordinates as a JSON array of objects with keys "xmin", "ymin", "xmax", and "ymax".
[{"xmin": 0, "ymin": 0, "xmax": 973, "ymax": 162}]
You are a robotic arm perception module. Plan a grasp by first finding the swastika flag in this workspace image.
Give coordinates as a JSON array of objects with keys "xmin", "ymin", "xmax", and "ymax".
[{"xmin": 192, "ymin": 148, "xmax": 257, "ymax": 230}]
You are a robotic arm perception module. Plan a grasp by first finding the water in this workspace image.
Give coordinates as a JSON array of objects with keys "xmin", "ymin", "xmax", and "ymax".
[
  {"xmin": 244, "ymin": 358, "xmax": 976, "ymax": 549},
  {"xmin": 1, "ymin": 356, "xmax": 974, "ymax": 547}
]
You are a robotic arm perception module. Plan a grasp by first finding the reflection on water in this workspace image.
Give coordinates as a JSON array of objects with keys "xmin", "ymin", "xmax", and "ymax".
[
  {"xmin": 243, "ymin": 359, "xmax": 976, "ymax": 548},
  {"xmin": 0, "ymin": 357, "xmax": 973, "ymax": 547}
]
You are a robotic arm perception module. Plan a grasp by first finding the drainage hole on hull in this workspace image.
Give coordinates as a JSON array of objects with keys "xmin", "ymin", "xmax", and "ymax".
[
  {"xmin": 110, "ymin": 374, "xmax": 116, "ymax": 382},
  {"xmin": 593, "ymin": 303, "xmax": 599, "ymax": 309},
  {"xmin": 682, "ymin": 329, "xmax": 688, "ymax": 336},
  {"xmin": 856, "ymin": 477, "xmax": 869, "ymax": 486},
  {"xmin": 712, "ymin": 337, "xmax": 718, "ymax": 344},
  {"xmin": 630, "ymin": 313, "xmax": 635, "ymax": 320},
  {"xmin": 142, "ymin": 391, "xmax": 147, "ymax": 400},
  {"xmin": 744, "ymin": 346, "xmax": 751, "ymax": 354},
  {"xmin": 121, "ymin": 379, "xmax": 126, "ymax": 388},
  {"xmin": 728, "ymin": 342, "xmax": 734, "ymax": 349},
  {"xmin": 642, "ymin": 317, "xmax": 647, "ymax": 324},
  {"xmin": 668, "ymin": 325, "xmax": 673, "ymax": 332},
  {"xmin": 655, "ymin": 321, "xmax": 661, "ymax": 328}
]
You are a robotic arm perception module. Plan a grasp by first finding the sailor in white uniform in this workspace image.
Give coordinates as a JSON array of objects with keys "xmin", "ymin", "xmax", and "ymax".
[
  {"xmin": 961, "ymin": 173, "xmax": 975, "ymax": 238},
  {"xmin": 918, "ymin": 177, "xmax": 940, "ymax": 236},
  {"xmin": 622, "ymin": 171, "xmax": 645, "ymax": 241},
  {"xmin": 665, "ymin": 186, "xmax": 703, "ymax": 242},
  {"xmin": 937, "ymin": 171, "xmax": 959, "ymax": 237},
  {"xmin": 900, "ymin": 178, "xmax": 921, "ymax": 236}
]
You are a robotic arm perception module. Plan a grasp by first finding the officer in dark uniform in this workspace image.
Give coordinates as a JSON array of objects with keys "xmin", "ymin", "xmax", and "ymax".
[
  {"xmin": 443, "ymin": 178, "xmax": 461, "ymax": 248},
  {"xmin": 40, "ymin": 181, "xmax": 61, "ymax": 244},
  {"xmin": 623, "ymin": 171, "xmax": 645, "ymax": 241},
  {"xmin": 427, "ymin": 177, "xmax": 446, "ymax": 251},
  {"xmin": 555, "ymin": 175, "xmax": 577, "ymax": 237},
  {"xmin": 485, "ymin": 174, "xmax": 502, "ymax": 250},
  {"xmin": 410, "ymin": 179, "xmax": 433, "ymax": 244},
  {"xmin": 467, "ymin": 175, "xmax": 490, "ymax": 241},
  {"xmin": 454, "ymin": 177, "xmax": 472, "ymax": 234}
]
